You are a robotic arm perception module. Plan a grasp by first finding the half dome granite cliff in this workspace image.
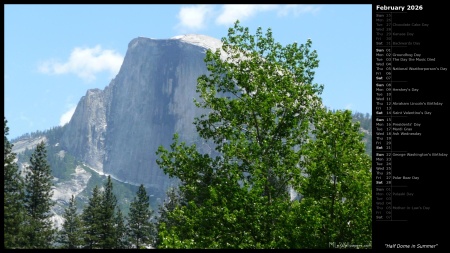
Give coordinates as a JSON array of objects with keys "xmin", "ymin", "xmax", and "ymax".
[{"xmin": 61, "ymin": 35, "xmax": 222, "ymax": 193}]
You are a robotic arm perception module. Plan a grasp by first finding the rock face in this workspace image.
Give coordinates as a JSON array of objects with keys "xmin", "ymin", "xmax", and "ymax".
[
  {"xmin": 61, "ymin": 88, "xmax": 110, "ymax": 173},
  {"xmin": 60, "ymin": 35, "xmax": 221, "ymax": 196}
]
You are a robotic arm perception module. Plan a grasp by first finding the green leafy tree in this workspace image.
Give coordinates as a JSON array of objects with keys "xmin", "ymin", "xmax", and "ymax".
[
  {"xmin": 156, "ymin": 20, "xmax": 323, "ymax": 248},
  {"xmin": 81, "ymin": 185, "xmax": 102, "ymax": 249},
  {"xmin": 58, "ymin": 195, "xmax": 83, "ymax": 248},
  {"xmin": 154, "ymin": 187, "xmax": 184, "ymax": 248},
  {"xmin": 128, "ymin": 184, "xmax": 155, "ymax": 248},
  {"xmin": 4, "ymin": 117, "xmax": 28, "ymax": 248},
  {"xmin": 23, "ymin": 141, "xmax": 56, "ymax": 248},
  {"xmin": 98, "ymin": 175, "xmax": 118, "ymax": 249},
  {"xmin": 294, "ymin": 109, "xmax": 372, "ymax": 248},
  {"xmin": 156, "ymin": 21, "xmax": 371, "ymax": 249}
]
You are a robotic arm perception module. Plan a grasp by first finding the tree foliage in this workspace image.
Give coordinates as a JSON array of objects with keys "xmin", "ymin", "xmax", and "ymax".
[
  {"xmin": 290, "ymin": 109, "xmax": 372, "ymax": 248},
  {"xmin": 156, "ymin": 21, "xmax": 371, "ymax": 249},
  {"xmin": 4, "ymin": 117, "xmax": 28, "ymax": 248},
  {"xmin": 81, "ymin": 185, "xmax": 103, "ymax": 249},
  {"xmin": 80, "ymin": 176, "xmax": 122, "ymax": 249},
  {"xmin": 58, "ymin": 195, "xmax": 83, "ymax": 248},
  {"xmin": 98, "ymin": 176, "xmax": 118, "ymax": 249},
  {"xmin": 23, "ymin": 141, "xmax": 56, "ymax": 248},
  {"xmin": 128, "ymin": 184, "xmax": 155, "ymax": 248},
  {"xmin": 114, "ymin": 208, "xmax": 131, "ymax": 249}
]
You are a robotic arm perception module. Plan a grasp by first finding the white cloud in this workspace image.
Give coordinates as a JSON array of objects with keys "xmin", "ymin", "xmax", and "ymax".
[
  {"xmin": 59, "ymin": 106, "xmax": 76, "ymax": 126},
  {"xmin": 215, "ymin": 4, "xmax": 277, "ymax": 26},
  {"xmin": 174, "ymin": 4, "xmax": 321, "ymax": 32},
  {"xmin": 174, "ymin": 4, "xmax": 321, "ymax": 33},
  {"xmin": 38, "ymin": 45, "xmax": 124, "ymax": 83},
  {"xmin": 176, "ymin": 5, "xmax": 214, "ymax": 31},
  {"xmin": 276, "ymin": 4, "xmax": 321, "ymax": 17}
]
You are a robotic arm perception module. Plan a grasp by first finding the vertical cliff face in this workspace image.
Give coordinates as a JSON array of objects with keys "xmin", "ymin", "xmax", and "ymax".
[
  {"xmin": 61, "ymin": 35, "xmax": 221, "ymax": 194},
  {"xmin": 61, "ymin": 88, "xmax": 110, "ymax": 172}
]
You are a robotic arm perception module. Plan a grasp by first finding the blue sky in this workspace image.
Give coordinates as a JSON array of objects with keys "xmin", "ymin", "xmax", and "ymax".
[{"xmin": 4, "ymin": 4, "xmax": 371, "ymax": 139}]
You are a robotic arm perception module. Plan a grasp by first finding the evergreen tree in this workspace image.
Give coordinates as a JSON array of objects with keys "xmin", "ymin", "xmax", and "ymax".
[
  {"xmin": 114, "ymin": 208, "xmax": 130, "ymax": 249},
  {"xmin": 81, "ymin": 186, "xmax": 102, "ymax": 249},
  {"xmin": 23, "ymin": 141, "xmax": 56, "ymax": 248},
  {"xmin": 98, "ymin": 175, "xmax": 118, "ymax": 249},
  {"xmin": 128, "ymin": 184, "xmax": 155, "ymax": 249},
  {"xmin": 4, "ymin": 117, "xmax": 28, "ymax": 248},
  {"xmin": 58, "ymin": 195, "xmax": 83, "ymax": 248}
]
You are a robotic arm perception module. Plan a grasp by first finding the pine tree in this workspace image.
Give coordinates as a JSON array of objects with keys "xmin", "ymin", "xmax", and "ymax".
[
  {"xmin": 4, "ymin": 117, "xmax": 28, "ymax": 248},
  {"xmin": 23, "ymin": 141, "xmax": 56, "ymax": 248},
  {"xmin": 98, "ymin": 175, "xmax": 118, "ymax": 249},
  {"xmin": 128, "ymin": 184, "xmax": 155, "ymax": 248},
  {"xmin": 81, "ymin": 185, "xmax": 102, "ymax": 249},
  {"xmin": 58, "ymin": 195, "xmax": 83, "ymax": 248},
  {"xmin": 114, "ymin": 208, "xmax": 130, "ymax": 249}
]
